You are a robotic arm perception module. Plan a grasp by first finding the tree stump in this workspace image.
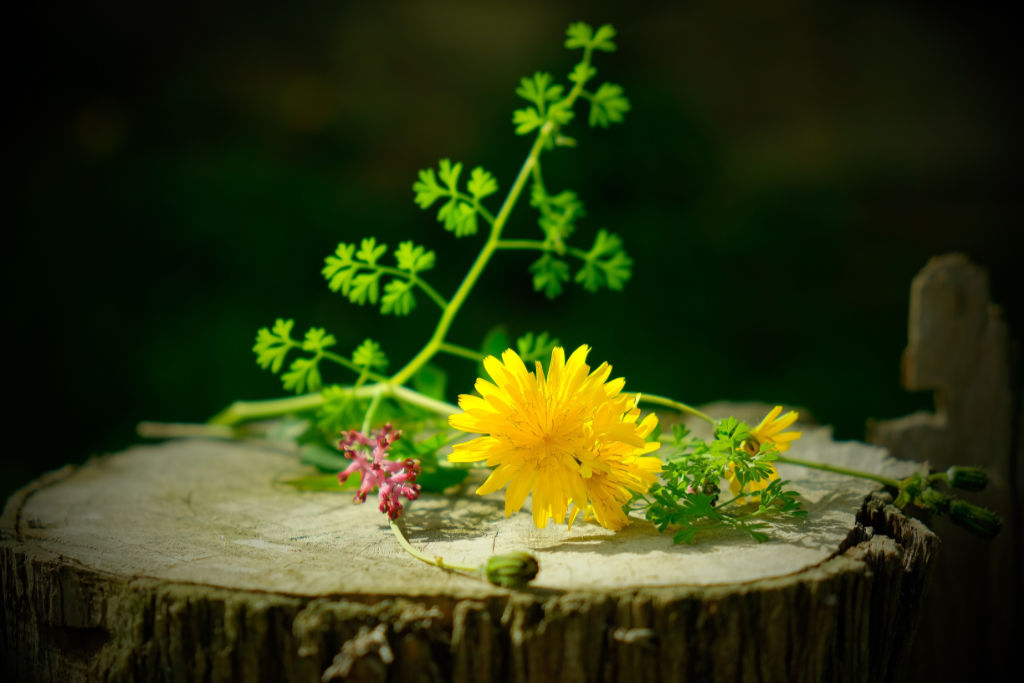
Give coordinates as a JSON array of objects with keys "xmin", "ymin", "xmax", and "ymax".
[{"xmin": 2, "ymin": 423, "xmax": 937, "ymax": 682}]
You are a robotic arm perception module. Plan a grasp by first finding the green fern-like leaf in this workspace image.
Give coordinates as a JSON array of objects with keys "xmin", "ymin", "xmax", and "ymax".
[
  {"xmin": 381, "ymin": 279, "xmax": 417, "ymax": 315},
  {"xmin": 529, "ymin": 253, "xmax": 570, "ymax": 298},
  {"xmin": 253, "ymin": 318, "xmax": 297, "ymax": 373},
  {"xmin": 282, "ymin": 357, "xmax": 322, "ymax": 394},
  {"xmin": 575, "ymin": 229, "xmax": 632, "ymax": 292},
  {"xmin": 394, "ymin": 241, "xmax": 436, "ymax": 275},
  {"xmin": 588, "ymin": 82, "xmax": 630, "ymax": 128},
  {"xmin": 352, "ymin": 339, "xmax": 389, "ymax": 370}
]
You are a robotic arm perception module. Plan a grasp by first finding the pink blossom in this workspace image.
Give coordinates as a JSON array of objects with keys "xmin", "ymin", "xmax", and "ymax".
[{"xmin": 337, "ymin": 424, "xmax": 421, "ymax": 520}]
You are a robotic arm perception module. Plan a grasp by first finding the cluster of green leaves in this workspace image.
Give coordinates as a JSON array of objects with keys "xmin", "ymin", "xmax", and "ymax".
[
  {"xmin": 530, "ymin": 184, "xmax": 584, "ymax": 251},
  {"xmin": 413, "ymin": 160, "xmax": 498, "ymax": 237},
  {"xmin": 574, "ymin": 230, "xmax": 633, "ymax": 293},
  {"xmin": 637, "ymin": 419, "xmax": 806, "ymax": 544},
  {"xmin": 512, "ymin": 23, "xmax": 634, "ymax": 298},
  {"xmin": 254, "ymin": 319, "xmax": 388, "ymax": 395},
  {"xmin": 322, "ymin": 238, "xmax": 440, "ymax": 316},
  {"xmin": 512, "ymin": 22, "xmax": 629, "ymax": 139}
]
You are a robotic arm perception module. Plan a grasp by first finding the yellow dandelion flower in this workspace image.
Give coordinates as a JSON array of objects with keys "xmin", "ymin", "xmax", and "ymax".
[
  {"xmin": 727, "ymin": 405, "xmax": 802, "ymax": 500},
  {"xmin": 448, "ymin": 345, "xmax": 661, "ymax": 530}
]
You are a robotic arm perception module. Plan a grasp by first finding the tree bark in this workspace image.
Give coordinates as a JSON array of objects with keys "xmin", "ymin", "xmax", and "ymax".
[{"xmin": 2, "ymin": 427, "xmax": 936, "ymax": 682}]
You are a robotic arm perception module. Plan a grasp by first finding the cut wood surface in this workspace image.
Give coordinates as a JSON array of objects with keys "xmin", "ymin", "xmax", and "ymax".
[{"xmin": 2, "ymin": 418, "xmax": 937, "ymax": 682}]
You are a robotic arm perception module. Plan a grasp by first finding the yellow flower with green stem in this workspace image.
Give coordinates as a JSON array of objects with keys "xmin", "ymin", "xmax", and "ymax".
[
  {"xmin": 448, "ymin": 345, "xmax": 662, "ymax": 530},
  {"xmin": 727, "ymin": 406, "xmax": 802, "ymax": 501}
]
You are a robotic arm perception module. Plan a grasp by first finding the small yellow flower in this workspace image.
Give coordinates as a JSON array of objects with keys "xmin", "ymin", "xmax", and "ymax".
[
  {"xmin": 448, "ymin": 345, "xmax": 661, "ymax": 530},
  {"xmin": 727, "ymin": 406, "xmax": 802, "ymax": 501}
]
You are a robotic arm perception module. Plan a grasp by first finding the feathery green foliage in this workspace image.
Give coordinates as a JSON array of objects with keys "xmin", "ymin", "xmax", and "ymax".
[{"xmin": 638, "ymin": 421, "xmax": 806, "ymax": 544}]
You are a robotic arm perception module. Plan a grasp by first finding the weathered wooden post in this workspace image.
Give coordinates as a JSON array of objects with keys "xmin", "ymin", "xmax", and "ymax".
[{"xmin": 868, "ymin": 253, "xmax": 1021, "ymax": 681}]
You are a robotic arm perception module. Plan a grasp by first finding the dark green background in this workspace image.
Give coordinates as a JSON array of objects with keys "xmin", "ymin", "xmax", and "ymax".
[{"xmin": 7, "ymin": 0, "xmax": 1020, "ymax": 500}]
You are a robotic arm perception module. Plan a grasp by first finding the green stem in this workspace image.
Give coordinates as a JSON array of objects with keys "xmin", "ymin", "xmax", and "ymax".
[
  {"xmin": 716, "ymin": 494, "xmax": 745, "ymax": 509},
  {"xmin": 437, "ymin": 342, "xmax": 486, "ymax": 362},
  {"xmin": 411, "ymin": 276, "xmax": 450, "ymax": 311},
  {"xmin": 387, "ymin": 47, "xmax": 598, "ymax": 387},
  {"xmin": 209, "ymin": 392, "xmax": 327, "ymax": 425},
  {"xmin": 321, "ymin": 351, "xmax": 389, "ymax": 382},
  {"xmin": 494, "ymin": 239, "xmax": 589, "ymax": 260},
  {"xmin": 389, "ymin": 122, "xmax": 555, "ymax": 387},
  {"xmin": 351, "ymin": 265, "xmax": 448, "ymax": 310},
  {"xmin": 452, "ymin": 191, "xmax": 496, "ymax": 225},
  {"xmin": 638, "ymin": 394, "xmax": 716, "ymax": 426},
  {"xmin": 389, "ymin": 518, "xmax": 478, "ymax": 574},
  {"xmin": 390, "ymin": 384, "xmax": 460, "ymax": 416},
  {"xmin": 209, "ymin": 382, "xmax": 459, "ymax": 426},
  {"xmin": 531, "ymin": 163, "xmax": 546, "ymax": 194},
  {"xmin": 360, "ymin": 389, "xmax": 386, "ymax": 434},
  {"xmin": 775, "ymin": 455, "xmax": 901, "ymax": 488}
]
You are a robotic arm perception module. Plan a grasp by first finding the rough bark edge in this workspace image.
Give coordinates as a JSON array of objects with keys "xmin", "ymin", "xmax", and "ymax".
[
  {"xmin": 2, "ymin": 489, "xmax": 938, "ymax": 683},
  {"xmin": 0, "ymin": 464, "xmax": 78, "ymax": 544}
]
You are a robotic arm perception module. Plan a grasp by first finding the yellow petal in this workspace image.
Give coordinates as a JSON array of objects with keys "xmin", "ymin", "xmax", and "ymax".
[
  {"xmin": 501, "ymin": 347, "xmax": 529, "ymax": 379},
  {"xmin": 505, "ymin": 468, "xmax": 536, "ymax": 517},
  {"xmin": 477, "ymin": 463, "xmax": 518, "ymax": 495},
  {"xmin": 754, "ymin": 405, "xmax": 783, "ymax": 433},
  {"xmin": 448, "ymin": 437, "xmax": 497, "ymax": 462}
]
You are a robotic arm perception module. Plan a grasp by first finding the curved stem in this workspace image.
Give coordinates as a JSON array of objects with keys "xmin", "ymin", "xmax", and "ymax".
[
  {"xmin": 389, "ymin": 518, "xmax": 478, "ymax": 574},
  {"xmin": 437, "ymin": 342, "xmax": 486, "ymax": 363},
  {"xmin": 775, "ymin": 455, "xmax": 901, "ymax": 488},
  {"xmin": 638, "ymin": 394, "xmax": 716, "ymax": 426}
]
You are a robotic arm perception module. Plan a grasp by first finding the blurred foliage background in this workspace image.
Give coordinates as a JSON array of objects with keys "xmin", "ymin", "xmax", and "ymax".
[{"xmin": 6, "ymin": 0, "xmax": 1020, "ymax": 501}]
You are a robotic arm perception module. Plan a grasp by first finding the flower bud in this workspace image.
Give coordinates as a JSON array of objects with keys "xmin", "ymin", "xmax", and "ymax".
[
  {"xmin": 948, "ymin": 500, "xmax": 1002, "ymax": 539},
  {"xmin": 481, "ymin": 551, "xmax": 539, "ymax": 588},
  {"xmin": 946, "ymin": 466, "xmax": 988, "ymax": 492},
  {"xmin": 918, "ymin": 487, "xmax": 950, "ymax": 513}
]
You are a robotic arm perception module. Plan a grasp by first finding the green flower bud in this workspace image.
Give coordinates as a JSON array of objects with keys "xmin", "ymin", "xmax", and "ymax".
[
  {"xmin": 918, "ymin": 487, "xmax": 950, "ymax": 513},
  {"xmin": 946, "ymin": 466, "xmax": 988, "ymax": 492},
  {"xmin": 895, "ymin": 471, "xmax": 926, "ymax": 509},
  {"xmin": 948, "ymin": 500, "xmax": 1002, "ymax": 539},
  {"xmin": 481, "ymin": 551, "xmax": 539, "ymax": 588}
]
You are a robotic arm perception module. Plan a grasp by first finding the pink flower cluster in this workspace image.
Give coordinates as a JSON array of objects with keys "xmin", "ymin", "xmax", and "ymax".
[{"xmin": 337, "ymin": 424, "xmax": 421, "ymax": 520}]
